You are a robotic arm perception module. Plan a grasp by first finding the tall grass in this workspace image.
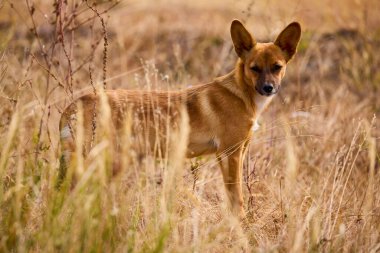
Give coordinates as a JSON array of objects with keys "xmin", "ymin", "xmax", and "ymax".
[{"xmin": 0, "ymin": 0, "xmax": 379, "ymax": 252}]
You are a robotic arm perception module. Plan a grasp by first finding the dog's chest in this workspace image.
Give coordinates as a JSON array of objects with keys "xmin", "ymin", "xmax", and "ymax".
[
  {"xmin": 254, "ymin": 95, "xmax": 273, "ymax": 115},
  {"xmin": 250, "ymin": 95, "xmax": 274, "ymax": 133},
  {"xmin": 251, "ymin": 120, "xmax": 260, "ymax": 132}
]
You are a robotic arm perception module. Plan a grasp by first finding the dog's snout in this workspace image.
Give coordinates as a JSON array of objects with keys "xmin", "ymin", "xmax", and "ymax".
[{"xmin": 262, "ymin": 84, "xmax": 274, "ymax": 94}]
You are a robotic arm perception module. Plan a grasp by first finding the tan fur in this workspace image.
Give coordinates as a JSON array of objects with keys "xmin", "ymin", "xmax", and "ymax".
[{"xmin": 59, "ymin": 20, "xmax": 301, "ymax": 217}]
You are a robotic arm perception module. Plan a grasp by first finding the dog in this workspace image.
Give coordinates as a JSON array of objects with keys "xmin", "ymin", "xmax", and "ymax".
[{"xmin": 59, "ymin": 20, "xmax": 301, "ymax": 217}]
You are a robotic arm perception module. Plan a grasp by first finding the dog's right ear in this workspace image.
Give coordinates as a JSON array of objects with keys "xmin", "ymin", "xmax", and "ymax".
[{"xmin": 231, "ymin": 20, "xmax": 256, "ymax": 58}]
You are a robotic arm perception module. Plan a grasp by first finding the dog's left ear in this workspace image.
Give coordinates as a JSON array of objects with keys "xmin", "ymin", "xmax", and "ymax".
[{"xmin": 274, "ymin": 22, "xmax": 301, "ymax": 62}]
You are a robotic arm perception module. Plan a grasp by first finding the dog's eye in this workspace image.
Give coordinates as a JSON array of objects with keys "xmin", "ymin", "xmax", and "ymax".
[
  {"xmin": 251, "ymin": 66, "xmax": 262, "ymax": 73},
  {"xmin": 272, "ymin": 64, "xmax": 282, "ymax": 72}
]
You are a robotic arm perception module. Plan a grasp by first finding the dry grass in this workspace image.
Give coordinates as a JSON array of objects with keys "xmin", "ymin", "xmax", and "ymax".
[{"xmin": 0, "ymin": 0, "xmax": 380, "ymax": 252}]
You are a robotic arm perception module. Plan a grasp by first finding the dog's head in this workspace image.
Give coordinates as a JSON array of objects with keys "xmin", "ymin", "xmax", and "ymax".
[{"xmin": 231, "ymin": 20, "xmax": 301, "ymax": 96}]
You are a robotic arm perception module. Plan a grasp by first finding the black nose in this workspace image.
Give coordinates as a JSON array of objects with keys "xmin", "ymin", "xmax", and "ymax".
[{"xmin": 262, "ymin": 84, "xmax": 274, "ymax": 94}]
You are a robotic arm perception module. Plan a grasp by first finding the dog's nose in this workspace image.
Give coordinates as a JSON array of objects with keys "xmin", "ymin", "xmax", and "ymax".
[{"xmin": 262, "ymin": 84, "xmax": 274, "ymax": 94}]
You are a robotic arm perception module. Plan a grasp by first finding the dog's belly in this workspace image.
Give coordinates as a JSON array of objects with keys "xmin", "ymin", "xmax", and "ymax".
[{"xmin": 186, "ymin": 133, "xmax": 219, "ymax": 158}]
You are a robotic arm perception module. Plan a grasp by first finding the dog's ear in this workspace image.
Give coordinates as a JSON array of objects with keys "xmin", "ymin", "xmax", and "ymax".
[
  {"xmin": 274, "ymin": 22, "xmax": 301, "ymax": 62},
  {"xmin": 231, "ymin": 20, "xmax": 256, "ymax": 58}
]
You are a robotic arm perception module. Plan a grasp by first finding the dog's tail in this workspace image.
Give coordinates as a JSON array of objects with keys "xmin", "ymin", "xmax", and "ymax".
[{"xmin": 57, "ymin": 103, "xmax": 77, "ymax": 188}]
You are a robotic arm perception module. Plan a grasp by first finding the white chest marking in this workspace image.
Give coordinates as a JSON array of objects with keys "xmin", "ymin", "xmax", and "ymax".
[
  {"xmin": 254, "ymin": 95, "xmax": 274, "ymax": 115},
  {"xmin": 252, "ymin": 120, "xmax": 260, "ymax": 132},
  {"xmin": 251, "ymin": 94, "xmax": 274, "ymax": 133},
  {"xmin": 211, "ymin": 137, "xmax": 221, "ymax": 149}
]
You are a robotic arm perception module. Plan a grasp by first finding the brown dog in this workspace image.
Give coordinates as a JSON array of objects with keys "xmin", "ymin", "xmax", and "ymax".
[{"xmin": 59, "ymin": 20, "xmax": 301, "ymax": 217}]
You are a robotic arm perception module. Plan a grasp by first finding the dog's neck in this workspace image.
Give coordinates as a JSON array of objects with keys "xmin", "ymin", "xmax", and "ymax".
[{"xmin": 216, "ymin": 60, "xmax": 274, "ymax": 117}]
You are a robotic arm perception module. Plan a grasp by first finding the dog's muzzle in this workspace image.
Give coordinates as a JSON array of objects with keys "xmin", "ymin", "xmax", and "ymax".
[{"xmin": 256, "ymin": 83, "xmax": 278, "ymax": 96}]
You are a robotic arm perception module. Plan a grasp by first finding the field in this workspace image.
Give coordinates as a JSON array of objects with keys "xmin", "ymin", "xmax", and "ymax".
[{"xmin": 0, "ymin": 0, "xmax": 380, "ymax": 252}]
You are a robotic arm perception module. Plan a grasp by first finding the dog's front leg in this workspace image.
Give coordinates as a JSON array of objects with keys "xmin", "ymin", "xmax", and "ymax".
[{"xmin": 218, "ymin": 145, "xmax": 245, "ymax": 217}]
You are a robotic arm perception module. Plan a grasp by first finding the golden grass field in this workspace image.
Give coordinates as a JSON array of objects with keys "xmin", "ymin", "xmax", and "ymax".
[{"xmin": 0, "ymin": 0, "xmax": 380, "ymax": 252}]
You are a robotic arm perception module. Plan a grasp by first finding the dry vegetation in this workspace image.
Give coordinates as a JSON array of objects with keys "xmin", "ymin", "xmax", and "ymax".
[{"xmin": 0, "ymin": 0, "xmax": 380, "ymax": 252}]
